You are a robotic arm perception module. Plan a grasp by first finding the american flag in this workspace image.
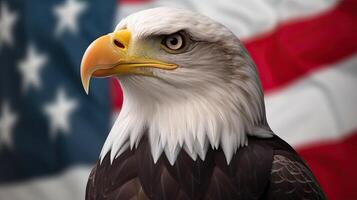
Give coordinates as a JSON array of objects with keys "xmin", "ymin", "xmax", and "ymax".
[
  {"xmin": 1, "ymin": 0, "xmax": 357, "ymax": 199},
  {"xmin": 0, "ymin": 0, "xmax": 116, "ymax": 198}
]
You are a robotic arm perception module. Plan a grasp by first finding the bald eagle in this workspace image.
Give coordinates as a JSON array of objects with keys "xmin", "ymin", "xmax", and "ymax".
[{"xmin": 80, "ymin": 7, "xmax": 326, "ymax": 200}]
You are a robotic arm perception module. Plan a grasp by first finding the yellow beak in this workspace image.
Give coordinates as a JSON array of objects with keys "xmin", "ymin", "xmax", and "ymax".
[{"xmin": 80, "ymin": 29, "xmax": 177, "ymax": 94}]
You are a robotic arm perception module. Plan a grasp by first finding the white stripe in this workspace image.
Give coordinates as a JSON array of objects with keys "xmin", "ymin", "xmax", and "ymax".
[
  {"xmin": 114, "ymin": 2, "xmax": 157, "ymax": 25},
  {"xmin": 265, "ymin": 54, "xmax": 357, "ymax": 147},
  {"xmin": 117, "ymin": 0, "xmax": 339, "ymax": 39},
  {"xmin": 0, "ymin": 166, "xmax": 91, "ymax": 200}
]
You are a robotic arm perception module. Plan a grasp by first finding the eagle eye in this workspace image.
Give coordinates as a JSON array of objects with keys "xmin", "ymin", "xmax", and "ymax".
[{"xmin": 161, "ymin": 32, "xmax": 186, "ymax": 53}]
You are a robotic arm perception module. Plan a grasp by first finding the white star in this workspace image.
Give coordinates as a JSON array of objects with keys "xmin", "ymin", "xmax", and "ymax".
[
  {"xmin": 18, "ymin": 45, "xmax": 48, "ymax": 93},
  {"xmin": 53, "ymin": 0, "xmax": 88, "ymax": 36},
  {"xmin": 43, "ymin": 89, "xmax": 78, "ymax": 138},
  {"xmin": 0, "ymin": 102, "xmax": 18, "ymax": 149},
  {"xmin": 0, "ymin": 2, "xmax": 18, "ymax": 49}
]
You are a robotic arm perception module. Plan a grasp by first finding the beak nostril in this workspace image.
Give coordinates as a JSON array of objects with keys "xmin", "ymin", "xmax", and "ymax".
[{"xmin": 113, "ymin": 39, "xmax": 125, "ymax": 49}]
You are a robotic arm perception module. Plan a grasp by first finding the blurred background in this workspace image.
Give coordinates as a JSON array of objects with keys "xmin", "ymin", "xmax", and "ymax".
[{"xmin": 0, "ymin": 0, "xmax": 356, "ymax": 199}]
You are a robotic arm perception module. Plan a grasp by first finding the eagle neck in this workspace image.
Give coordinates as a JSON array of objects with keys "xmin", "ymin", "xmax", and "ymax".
[{"xmin": 100, "ymin": 76, "xmax": 272, "ymax": 165}]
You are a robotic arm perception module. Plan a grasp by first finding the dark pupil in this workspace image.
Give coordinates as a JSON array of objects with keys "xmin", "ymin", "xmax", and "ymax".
[{"xmin": 169, "ymin": 37, "xmax": 178, "ymax": 46}]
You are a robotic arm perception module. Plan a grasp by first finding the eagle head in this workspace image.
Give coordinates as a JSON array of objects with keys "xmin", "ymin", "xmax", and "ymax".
[{"xmin": 80, "ymin": 7, "xmax": 272, "ymax": 165}]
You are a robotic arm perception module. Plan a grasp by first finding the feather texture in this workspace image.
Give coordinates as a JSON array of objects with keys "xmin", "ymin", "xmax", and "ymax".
[{"xmin": 86, "ymin": 135, "xmax": 325, "ymax": 200}]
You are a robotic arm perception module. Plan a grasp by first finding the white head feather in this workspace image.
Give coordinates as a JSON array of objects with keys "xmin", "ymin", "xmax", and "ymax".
[{"xmin": 100, "ymin": 7, "xmax": 273, "ymax": 165}]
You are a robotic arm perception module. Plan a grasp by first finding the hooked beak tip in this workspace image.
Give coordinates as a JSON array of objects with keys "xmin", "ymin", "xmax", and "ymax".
[
  {"xmin": 81, "ymin": 71, "xmax": 91, "ymax": 95},
  {"xmin": 84, "ymin": 85, "xmax": 89, "ymax": 95}
]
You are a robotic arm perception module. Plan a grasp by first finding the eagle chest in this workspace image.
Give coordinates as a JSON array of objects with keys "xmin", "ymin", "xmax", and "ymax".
[{"xmin": 86, "ymin": 137, "xmax": 274, "ymax": 200}]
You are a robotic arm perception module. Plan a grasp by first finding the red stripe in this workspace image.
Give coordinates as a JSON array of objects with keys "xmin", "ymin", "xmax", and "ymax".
[
  {"xmin": 244, "ymin": 0, "xmax": 357, "ymax": 92},
  {"xmin": 111, "ymin": 79, "xmax": 123, "ymax": 111},
  {"xmin": 297, "ymin": 132, "xmax": 357, "ymax": 200}
]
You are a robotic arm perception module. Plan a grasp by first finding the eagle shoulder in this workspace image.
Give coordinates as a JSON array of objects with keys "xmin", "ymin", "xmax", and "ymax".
[{"xmin": 267, "ymin": 151, "xmax": 326, "ymax": 200}]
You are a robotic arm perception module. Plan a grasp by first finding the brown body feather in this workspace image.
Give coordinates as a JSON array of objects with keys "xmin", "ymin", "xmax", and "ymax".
[{"xmin": 86, "ymin": 135, "xmax": 326, "ymax": 200}]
